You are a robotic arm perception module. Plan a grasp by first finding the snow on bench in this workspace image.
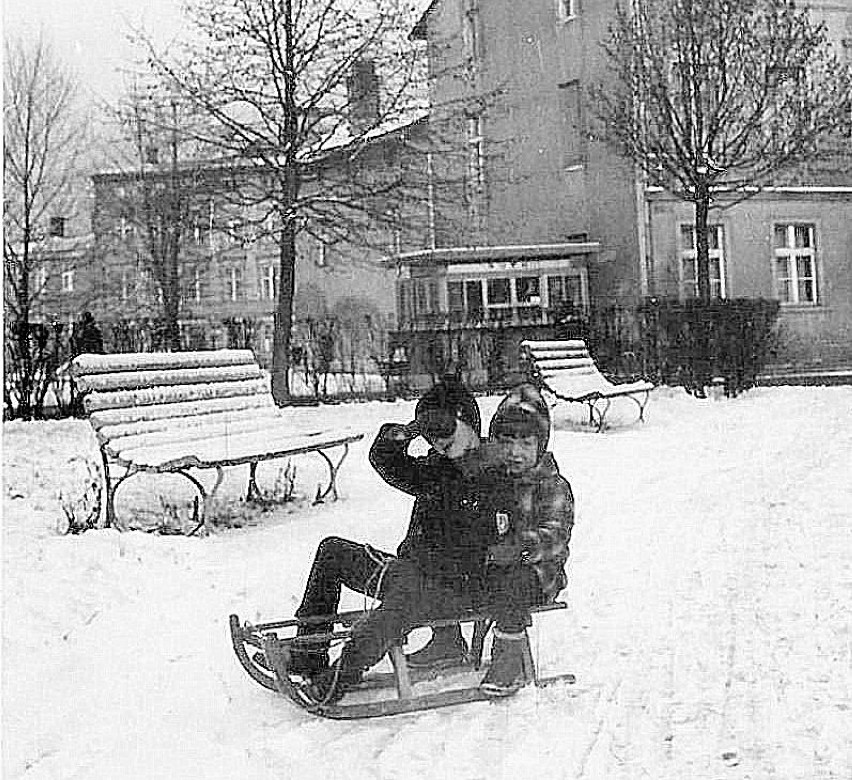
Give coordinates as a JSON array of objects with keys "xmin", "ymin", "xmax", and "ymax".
[
  {"xmin": 520, "ymin": 339, "xmax": 655, "ymax": 431},
  {"xmin": 69, "ymin": 350, "xmax": 365, "ymax": 533}
]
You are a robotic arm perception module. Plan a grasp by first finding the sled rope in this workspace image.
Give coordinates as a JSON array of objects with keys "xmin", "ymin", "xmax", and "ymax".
[{"xmin": 361, "ymin": 545, "xmax": 393, "ymax": 611}]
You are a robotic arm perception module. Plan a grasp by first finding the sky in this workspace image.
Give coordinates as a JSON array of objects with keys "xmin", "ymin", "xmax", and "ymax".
[{"xmin": 4, "ymin": 0, "xmax": 185, "ymax": 104}]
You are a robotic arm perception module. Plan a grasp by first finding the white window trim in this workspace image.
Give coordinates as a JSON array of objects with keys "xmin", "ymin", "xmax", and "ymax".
[
  {"xmin": 262, "ymin": 264, "xmax": 276, "ymax": 300},
  {"xmin": 61, "ymin": 268, "xmax": 75, "ymax": 293},
  {"xmin": 678, "ymin": 224, "xmax": 727, "ymax": 300},
  {"xmin": 772, "ymin": 223, "xmax": 818, "ymax": 306},
  {"xmin": 556, "ymin": 0, "xmax": 578, "ymax": 23},
  {"xmin": 229, "ymin": 266, "xmax": 242, "ymax": 302}
]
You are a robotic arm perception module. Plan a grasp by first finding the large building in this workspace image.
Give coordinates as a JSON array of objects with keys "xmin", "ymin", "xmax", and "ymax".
[{"xmin": 392, "ymin": 0, "xmax": 852, "ymax": 383}]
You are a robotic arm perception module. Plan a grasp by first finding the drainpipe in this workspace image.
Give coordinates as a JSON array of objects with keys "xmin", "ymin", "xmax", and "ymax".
[
  {"xmin": 427, "ymin": 151, "xmax": 437, "ymax": 249},
  {"xmin": 634, "ymin": 168, "xmax": 650, "ymax": 300}
]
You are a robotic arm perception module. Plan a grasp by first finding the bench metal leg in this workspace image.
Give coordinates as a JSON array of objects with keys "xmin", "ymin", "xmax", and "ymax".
[
  {"xmin": 99, "ymin": 449, "xmax": 117, "ymax": 529},
  {"xmin": 313, "ymin": 442, "xmax": 351, "ymax": 504},
  {"xmin": 588, "ymin": 397, "xmax": 610, "ymax": 432},
  {"xmin": 247, "ymin": 462, "xmax": 261, "ymax": 502}
]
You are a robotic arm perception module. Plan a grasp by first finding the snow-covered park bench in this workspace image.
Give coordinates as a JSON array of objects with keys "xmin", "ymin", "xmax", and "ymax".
[
  {"xmin": 520, "ymin": 339, "xmax": 655, "ymax": 431},
  {"xmin": 68, "ymin": 350, "xmax": 364, "ymax": 534}
]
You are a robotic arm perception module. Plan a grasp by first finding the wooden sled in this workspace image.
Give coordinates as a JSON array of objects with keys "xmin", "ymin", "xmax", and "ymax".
[{"xmin": 229, "ymin": 602, "xmax": 576, "ymax": 719}]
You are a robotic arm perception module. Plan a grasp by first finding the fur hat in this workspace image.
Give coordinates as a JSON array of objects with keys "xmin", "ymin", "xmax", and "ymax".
[
  {"xmin": 413, "ymin": 376, "xmax": 481, "ymax": 440},
  {"xmin": 488, "ymin": 383, "xmax": 551, "ymax": 458}
]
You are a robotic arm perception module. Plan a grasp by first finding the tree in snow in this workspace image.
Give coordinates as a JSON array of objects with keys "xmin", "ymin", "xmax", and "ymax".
[
  {"xmin": 3, "ymin": 34, "xmax": 88, "ymax": 419},
  {"xmin": 596, "ymin": 0, "xmax": 852, "ymax": 303},
  {"xmin": 133, "ymin": 0, "xmax": 451, "ymax": 403}
]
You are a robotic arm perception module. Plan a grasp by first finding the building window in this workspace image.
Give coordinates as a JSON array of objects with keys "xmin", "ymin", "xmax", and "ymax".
[
  {"xmin": 515, "ymin": 276, "xmax": 541, "ymax": 306},
  {"xmin": 462, "ymin": 1, "xmax": 482, "ymax": 65},
  {"xmin": 466, "ymin": 115, "xmax": 486, "ymax": 222},
  {"xmin": 679, "ymin": 224, "xmax": 726, "ymax": 299},
  {"xmin": 486, "ymin": 278, "xmax": 511, "ymax": 307},
  {"xmin": 194, "ymin": 268, "xmax": 204, "ymax": 303},
  {"xmin": 548, "ymin": 274, "xmax": 584, "ymax": 310},
  {"xmin": 317, "ymin": 244, "xmax": 328, "ymax": 267},
  {"xmin": 121, "ymin": 270, "xmax": 129, "ymax": 303},
  {"xmin": 228, "ymin": 266, "xmax": 243, "ymax": 301},
  {"xmin": 773, "ymin": 224, "xmax": 818, "ymax": 304},
  {"xmin": 556, "ymin": 0, "xmax": 577, "ymax": 22},
  {"xmin": 558, "ymin": 81, "xmax": 584, "ymax": 167},
  {"xmin": 118, "ymin": 215, "xmax": 134, "ymax": 242},
  {"xmin": 49, "ymin": 216, "xmax": 66, "ymax": 238},
  {"xmin": 262, "ymin": 264, "xmax": 276, "ymax": 300},
  {"xmin": 61, "ymin": 267, "xmax": 75, "ymax": 293},
  {"xmin": 37, "ymin": 266, "xmax": 49, "ymax": 294}
]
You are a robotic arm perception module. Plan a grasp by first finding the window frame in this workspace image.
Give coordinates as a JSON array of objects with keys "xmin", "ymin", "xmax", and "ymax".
[
  {"xmin": 49, "ymin": 216, "xmax": 67, "ymax": 238},
  {"xmin": 262, "ymin": 264, "xmax": 276, "ymax": 300},
  {"xmin": 772, "ymin": 223, "xmax": 819, "ymax": 306},
  {"xmin": 556, "ymin": 0, "xmax": 578, "ymax": 23},
  {"xmin": 61, "ymin": 267, "xmax": 75, "ymax": 293}
]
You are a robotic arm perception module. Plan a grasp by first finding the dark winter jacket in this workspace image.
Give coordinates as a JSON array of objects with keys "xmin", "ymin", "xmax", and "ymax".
[
  {"xmin": 480, "ymin": 452, "xmax": 574, "ymax": 599},
  {"xmin": 369, "ymin": 424, "xmax": 494, "ymax": 593}
]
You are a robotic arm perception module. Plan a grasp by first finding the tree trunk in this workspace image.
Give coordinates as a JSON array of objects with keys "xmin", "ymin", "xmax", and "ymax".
[
  {"xmin": 271, "ymin": 221, "xmax": 297, "ymax": 404},
  {"xmin": 271, "ymin": 0, "xmax": 298, "ymax": 406},
  {"xmin": 693, "ymin": 188, "xmax": 712, "ymax": 395},
  {"xmin": 694, "ymin": 191, "xmax": 711, "ymax": 304}
]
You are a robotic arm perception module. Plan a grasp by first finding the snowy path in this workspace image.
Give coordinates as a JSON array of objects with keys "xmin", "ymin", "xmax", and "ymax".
[{"xmin": 3, "ymin": 388, "xmax": 850, "ymax": 779}]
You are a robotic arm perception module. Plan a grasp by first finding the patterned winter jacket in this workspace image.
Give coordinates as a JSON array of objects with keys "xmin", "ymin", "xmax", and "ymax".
[{"xmin": 480, "ymin": 451, "xmax": 574, "ymax": 599}]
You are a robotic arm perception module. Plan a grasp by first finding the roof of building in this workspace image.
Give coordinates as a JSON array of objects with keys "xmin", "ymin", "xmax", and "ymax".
[
  {"xmin": 386, "ymin": 242, "xmax": 601, "ymax": 268},
  {"xmin": 410, "ymin": 0, "xmax": 439, "ymax": 40}
]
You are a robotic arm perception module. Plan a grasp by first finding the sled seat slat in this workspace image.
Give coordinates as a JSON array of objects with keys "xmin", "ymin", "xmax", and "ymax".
[
  {"xmin": 68, "ymin": 349, "xmax": 364, "ymax": 532},
  {"xmin": 520, "ymin": 338, "xmax": 655, "ymax": 431}
]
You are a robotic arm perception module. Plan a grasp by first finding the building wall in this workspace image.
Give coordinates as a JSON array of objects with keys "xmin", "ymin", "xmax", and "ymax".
[
  {"xmin": 648, "ymin": 191, "xmax": 852, "ymax": 365},
  {"xmin": 88, "ymin": 142, "xmax": 410, "ymax": 356},
  {"xmin": 421, "ymin": 0, "xmax": 643, "ymax": 310}
]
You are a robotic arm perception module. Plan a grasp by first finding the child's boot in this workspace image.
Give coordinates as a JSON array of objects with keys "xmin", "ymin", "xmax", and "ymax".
[{"xmin": 479, "ymin": 629, "xmax": 527, "ymax": 696}]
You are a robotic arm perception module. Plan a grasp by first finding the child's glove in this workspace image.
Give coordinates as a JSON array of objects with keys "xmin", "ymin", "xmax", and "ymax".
[{"xmin": 382, "ymin": 421, "xmax": 421, "ymax": 442}]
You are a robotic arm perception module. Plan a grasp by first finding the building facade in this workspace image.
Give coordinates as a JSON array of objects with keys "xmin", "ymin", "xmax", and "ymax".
[{"xmin": 396, "ymin": 0, "xmax": 852, "ymax": 382}]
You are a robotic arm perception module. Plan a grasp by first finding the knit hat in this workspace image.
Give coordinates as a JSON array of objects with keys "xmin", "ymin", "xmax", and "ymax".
[
  {"xmin": 488, "ymin": 383, "xmax": 551, "ymax": 459},
  {"xmin": 413, "ymin": 376, "xmax": 481, "ymax": 440}
]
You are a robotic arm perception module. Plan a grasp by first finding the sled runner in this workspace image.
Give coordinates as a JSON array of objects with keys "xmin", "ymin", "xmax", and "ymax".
[{"xmin": 229, "ymin": 602, "xmax": 576, "ymax": 719}]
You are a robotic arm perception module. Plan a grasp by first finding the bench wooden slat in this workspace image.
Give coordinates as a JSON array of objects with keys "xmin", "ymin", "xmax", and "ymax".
[
  {"xmin": 106, "ymin": 409, "xmax": 295, "ymax": 453},
  {"xmin": 90, "ymin": 394, "xmax": 275, "ymax": 432},
  {"xmin": 76, "ymin": 364, "xmax": 265, "ymax": 394},
  {"xmin": 84, "ymin": 378, "xmax": 269, "ymax": 413},
  {"xmin": 69, "ymin": 349, "xmax": 257, "ymax": 376},
  {"xmin": 113, "ymin": 429, "xmax": 364, "ymax": 471}
]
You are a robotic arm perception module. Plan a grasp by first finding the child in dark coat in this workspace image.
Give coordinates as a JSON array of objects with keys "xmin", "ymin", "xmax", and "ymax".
[
  {"xmin": 284, "ymin": 378, "xmax": 489, "ymax": 681},
  {"xmin": 301, "ymin": 384, "xmax": 574, "ymax": 702}
]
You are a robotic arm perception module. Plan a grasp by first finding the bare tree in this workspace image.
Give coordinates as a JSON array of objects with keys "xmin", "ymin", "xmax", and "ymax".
[
  {"xmin": 4, "ymin": 34, "xmax": 88, "ymax": 419},
  {"xmin": 133, "ymin": 0, "xmax": 433, "ymax": 403},
  {"xmin": 596, "ymin": 0, "xmax": 852, "ymax": 304},
  {"xmin": 98, "ymin": 85, "xmax": 213, "ymax": 350}
]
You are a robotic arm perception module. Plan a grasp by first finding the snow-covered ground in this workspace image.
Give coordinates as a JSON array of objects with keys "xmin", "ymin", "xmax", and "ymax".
[{"xmin": 3, "ymin": 386, "xmax": 850, "ymax": 780}]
